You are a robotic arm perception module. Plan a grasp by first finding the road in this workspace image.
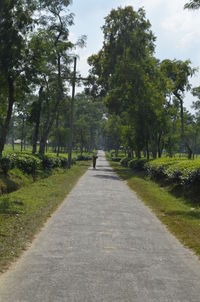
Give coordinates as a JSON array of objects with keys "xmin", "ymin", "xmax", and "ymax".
[{"xmin": 0, "ymin": 151, "xmax": 200, "ymax": 301}]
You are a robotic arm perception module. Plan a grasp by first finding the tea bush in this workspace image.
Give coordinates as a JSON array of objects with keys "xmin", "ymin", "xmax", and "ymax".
[
  {"xmin": 128, "ymin": 158, "xmax": 148, "ymax": 170},
  {"xmin": 145, "ymin": 158, "xmax": 200, "ymax": 186},
  {"xmin": 120, "ymin": 157, "xmax": 131, "ymax": 167}
]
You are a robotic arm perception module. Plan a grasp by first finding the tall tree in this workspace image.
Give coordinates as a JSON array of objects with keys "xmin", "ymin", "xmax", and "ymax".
[
  {"xmin": 184, "ymin": 0, "xmax": 200, "ymax": 9},
  {"xmin": 160, "ymin": 59, "xmax": 195, "ymax": 158},
  {"xmin": 37, "ymin": 1, "xmax": 74, "ymax": 155},
  {"xmin": 87, "ymin": 6, "xmax": 158, "ymax": 157},
  {"xmin": 0, "ymin": 0, "xmax": 36, "ymax": 155}
]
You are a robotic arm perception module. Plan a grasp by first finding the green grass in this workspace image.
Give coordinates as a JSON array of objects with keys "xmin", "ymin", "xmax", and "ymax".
[
  {"xmin": 0, "ymin": 168, "xmax": 33, "ymax": 195},
  {"xmin": 109, "ymin": 159, "xmax": 200, "ymax": 258},
  {"xmin": 0, "ymin": 161, "xmax": 90, "ymax": 272}
]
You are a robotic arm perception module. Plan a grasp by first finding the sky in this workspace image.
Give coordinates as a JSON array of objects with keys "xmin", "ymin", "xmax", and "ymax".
[{"xmin": 69, "ymin": 0, "xmax": 200, "ymax": 112}]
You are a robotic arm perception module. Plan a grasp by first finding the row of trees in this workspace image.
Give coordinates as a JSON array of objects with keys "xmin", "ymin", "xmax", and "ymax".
[
  {"xmin": 6, "ymin": 91, "xmax": 105, "ymax": 155},
  {"xmin": 1, "ymin": 1, "xmax": 200, "ymax": 160},
  {"xmin": 86, "ymin": 4, "xmax": 200, "ymax": 159},
  {"xmin": 0, "ymin": 0, "xmax": 99, "ymax": 160}
]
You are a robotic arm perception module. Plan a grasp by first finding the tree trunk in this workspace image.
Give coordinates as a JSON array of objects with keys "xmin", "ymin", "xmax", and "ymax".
[
  {"xmin": 32, "ymin": 86, "xmax": 43, "ymax": 154},
  {"xmin": 157, "ymin": 132, "xmax": 162, "ymax": 158},
  {"xmin": 68, "ymin": 57, "xmax": 77, "ymax": 169},
  {"xmin": 39, "ymin": 56, "xmax": 63, "ymax": 157},
  {"xmin": 146, "ymin": 141, "xmax": 150, "ymax": 160},
  {"xmin": 174, "ymin": 93, "xmax": 192, "ymax": 159},
  {"xmin": 39, "ymin": 136, "xmax": 46, "ymax": 156},
  {"xmin": 0, "ymin": 77, "xmax": 14, "ymax": 156},
  {"xmin": 136, "ymin": 147, "xmax": 141, "ymax": 159},
  {"xmin": 21, "ymin": 115, "xmax": 24, "ymax": 152}
]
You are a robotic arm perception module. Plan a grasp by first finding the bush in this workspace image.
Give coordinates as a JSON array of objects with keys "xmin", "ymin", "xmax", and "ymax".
[
  {"xmin": 0, "ymin": 157, "xmax": 11, "ymax": 175},
  {"xmin": 145, "ymin": 158, "xmax": 200, "ymax": 187},
  {"xmin": 120, "ymin": 157, "xmax": 131, "ymax": 167},
  {"xmin": 41, "ymin": 156, "xmax": 59, "ymax": 170},
  {"xmin": 77, "ymin": 155, "xmax": 92, "ymax": 161},
  {"xmin": 60, "ymin": 157, "xmax": 68, "ymax": 169},
  {"xmin": 71, "ymin": 158, "xmax": 77, "ymax": 165},
  {"xmin": 111, "ymin": 157, "xmax": 122, "ymax": 162},
  {"xmin": 128, "ymin": 158, "xmax": 148, "ymax": 170},
  {"xmin": 16, "ymin": 156, "xmax": 41, "ymax": 174}
]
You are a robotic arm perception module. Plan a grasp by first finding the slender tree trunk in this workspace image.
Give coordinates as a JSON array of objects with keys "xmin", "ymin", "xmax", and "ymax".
[
  {"xmin": 32, "ymin": 86, "xmax": 43, "ymax": 154},
  {"xmin": 68, "ymin": 57, "xmax": 77, "ymax": 169},
  {"xmin": 150, "ymin": 134, "xmax": 157, "ymax": 159},
  {"xmin": 136, "ymin": 147, "xmax": 141, "ymax": 159},
  {"xmin": 21, "ymin": 115, "xmax": 24, "ymax": 152},
  {"xmin": 175, "ymin": 93, "xmax": 193, "ymax": 159},
  {"xmin": 146, "ymin": 141, "xmax": 150, "ymax": 160},
  {"xmin": 0, "ymin": 77, "xmax": 14, "ymax": 156},
  {"xmin": 39, "ymin": 100, "xmax": 60, "ymax": 156},
  {"xmin": 39, "ymin": 54, "xmax": 63, "ymax": 157},
  {"xmin": 39, "ymin": 136, "xmax": 47, "ymax": 156},
  {"xmin": 158, "ymin": 132, "xmax": 163, "ymax": 158}
]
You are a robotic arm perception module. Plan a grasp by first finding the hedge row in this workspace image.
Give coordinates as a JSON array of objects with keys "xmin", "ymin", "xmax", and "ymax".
[
  {"xmin": 0, "ymin": 153, "xmax": 76, "ymax": 176},
  {"xmin": 120, "ymin": 156, "xmax": 200, "ymax": 187},
  {"xmin": 120, "ymin": 157, "xmax": 148, "ymax": 170},
  {"xmin": 76, "ymin": 155, "xmax": 92, "ymax": 161},
  {"xmin": 145, "ymin": 158, "xmax": 200, "ymax": 186}
]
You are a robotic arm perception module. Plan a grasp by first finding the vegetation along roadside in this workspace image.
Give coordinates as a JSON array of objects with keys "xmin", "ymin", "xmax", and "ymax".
[
  {"xmin": 108, "ymin": 153, "xmax": 200, "ymax": 258},
  {"xmin": 0, "ymin": 161, "xmax": 90, "ymax": 273}
]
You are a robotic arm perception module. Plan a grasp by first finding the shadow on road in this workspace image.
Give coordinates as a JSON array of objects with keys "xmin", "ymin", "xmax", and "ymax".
[
  {"xmin": 95, "ymin": 168, "xmax": 112, "ymax": 173},
  {"xmin": 92, "ymin": 174, "xmax": 120, "ymax": 181}
]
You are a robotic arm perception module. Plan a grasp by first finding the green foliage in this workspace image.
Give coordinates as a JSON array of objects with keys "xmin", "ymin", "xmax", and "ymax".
[
  {"xmin": 145, "ymin": 158, "xmax": 200, "ymax": 186},
  {"xmin": 128, "ymin": 158, "xmax": 149, "ymax": 171},
  {"xmin": 16, "ymin": 156, "xmax": 41, "ymax": 175},
  {"xmin": 76, "ymin": 155, "xmax": 92, "ymax": 161},
  {"xmin": 0, "ymin": 157, "xmax": 11, "ymax": 175},
  {"xmin": 120, "ymin": 157, "xmax": 131, "ymax": 167},
  {"xmin": 0, "ymin": 152, "xmax": 76, "ymax": 177},
  {"xmin": 111, "ymin": 157, "xmax": 122, "ymax": 162},
  {"xmin": 41, "ymin": 155, "xmax": 76, "ymax": 170},
  {"xmin": 0, "ymin": 196, "xmax": 10, "ymax": 213}
]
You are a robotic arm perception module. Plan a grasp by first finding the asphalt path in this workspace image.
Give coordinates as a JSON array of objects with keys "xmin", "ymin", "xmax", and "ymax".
[{"xmin": 0, "ymin": 151, "xmax": 200, "ymax": 301}]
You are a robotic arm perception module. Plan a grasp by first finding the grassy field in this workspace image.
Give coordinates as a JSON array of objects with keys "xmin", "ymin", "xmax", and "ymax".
[
  {"xmin": 0, "ymin": 161, "xmax": 90, "ymax": 272},
  {"xmin": 109, "ymin": 159, "xmax": 200, "ymax": 258}
]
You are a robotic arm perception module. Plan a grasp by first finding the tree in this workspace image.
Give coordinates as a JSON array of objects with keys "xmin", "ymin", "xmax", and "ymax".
[
  {"xmin": 0, "ymin": 0, "xmax": 36, "ymax": 155},
  {"xmin": 184, "ymin": 0, "xmax": 200, "ymax": 9},
  {"xmin": 37, "ymin": 1, "xmax": 74, "ymax": 155},
  {"xmin": 87, "ymin": 6, "xmax": 158, "ymax": 157},
  {"xmin": 160, "ymin": 59, "xmax": 195, "ymax": 158},
  {"xmin": 104, "ymin": 115, "xmax": 122, "ymax": 155},
  {"xmin": 73, "ymin": 93, "xmax": 106, "ymax": 152}
]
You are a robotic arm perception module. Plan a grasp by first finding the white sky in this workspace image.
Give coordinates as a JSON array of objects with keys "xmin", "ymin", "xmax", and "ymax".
[{"xmin": 69, "ymin": 0, "xmax": 200, "ymax": 112}]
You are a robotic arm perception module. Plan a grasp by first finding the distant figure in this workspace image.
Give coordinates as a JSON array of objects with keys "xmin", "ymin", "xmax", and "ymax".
[{"xmin": 92, "ymin": 154, "xmax": 98, "ymax": 169}]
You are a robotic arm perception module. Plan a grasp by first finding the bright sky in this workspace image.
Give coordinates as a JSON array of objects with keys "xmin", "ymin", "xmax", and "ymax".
[{"xmin": 69, "ymin": 0, "xmax": 200, "ymax": 111}]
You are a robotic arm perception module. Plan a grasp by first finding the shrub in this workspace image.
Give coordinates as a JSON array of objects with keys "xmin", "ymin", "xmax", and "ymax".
[
  {"xmin": 0, "ymin": 196, "xmax": 10, "ymax": 213},
  {"xmin": 129, "ymin": 158, "xmax": 148, "ymax": 170},
  {"xmin": 111, "ymin": 157, "xmax": 122, "ymax": 162},
  {"xmin": 16, "ymin": 156, "xmax": 41, "ymax": 174},
  {"xmin": 42, "ymin": 156, "xmax": 58, "ymax": 170},
  {"xmin": 120, "ymin": 157, "xmax": 131, "ymax": 167},
  {"xmin": 77, "ymin": 155, "xmax": 92, "ymax": 161},
  {"xmin": 145, "ymin": 158, "xmax": 200, "ymax": 187},
  {"xmin": 0, "ymin": 157, "xmax": 11, "ymax": 175},
  {"xmin": 60, "ymin": 157, "xmax": 68, "ymax": 169}
]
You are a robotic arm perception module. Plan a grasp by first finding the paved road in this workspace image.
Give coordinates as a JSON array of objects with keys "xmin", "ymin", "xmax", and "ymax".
[{"xmin": 0, "ymin": 151, "xmax": 200, "ymax": 301}]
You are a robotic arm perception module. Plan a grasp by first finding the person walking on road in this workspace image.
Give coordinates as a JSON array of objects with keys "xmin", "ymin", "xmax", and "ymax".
[{"xmin": 92, "ymin": 154, "xmax": 98, "ymax": 169}]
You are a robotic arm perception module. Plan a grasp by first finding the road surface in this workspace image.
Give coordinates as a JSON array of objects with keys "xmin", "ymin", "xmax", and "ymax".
[{"xmin": 0, "ymin": 151, "xmax": 200, "ymax": 301}]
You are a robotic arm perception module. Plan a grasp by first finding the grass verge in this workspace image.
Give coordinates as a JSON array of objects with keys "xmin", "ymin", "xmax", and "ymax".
[
  {"xmin": 0, "ymin": 162, "xmax": 90, "ymax": 272},
  {"xmin": 109, "ymin": 159, "xmax": 200, "ymax": 258}
]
